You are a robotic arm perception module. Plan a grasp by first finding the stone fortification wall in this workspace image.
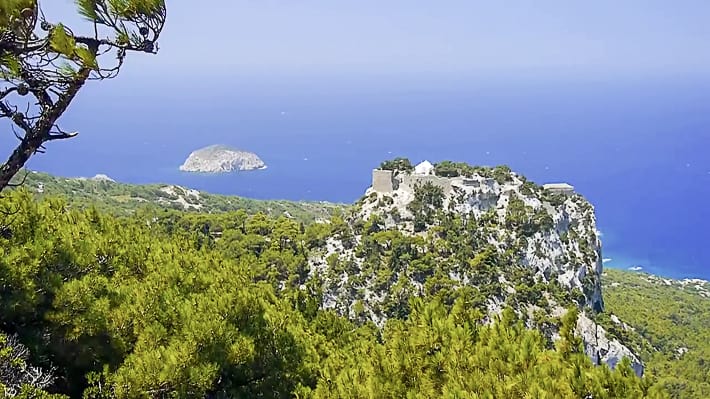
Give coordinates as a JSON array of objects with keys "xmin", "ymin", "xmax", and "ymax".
[
  {"xmin": 460, "ymin": 177, "xmax": 496, "ymax": 188},
  {"xmin": 372, "ymin": 169, "xmax": 396, "ymax": 193},
  {"xmin": 372, "ymin": 169, "xmax": 461, "ymax": 195},
  {"xmin": 398, "ymin": 174, "xmax": 454, "ymax": 196},
  {"xmin": 372, "ymin": 168, "xmax": 513, "ymax": 197}
]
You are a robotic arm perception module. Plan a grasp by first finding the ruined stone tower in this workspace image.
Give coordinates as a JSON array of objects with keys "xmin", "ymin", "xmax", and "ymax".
[{"xmin": 372, "ymin": 169, "xmax": 395, "ymax": 193}]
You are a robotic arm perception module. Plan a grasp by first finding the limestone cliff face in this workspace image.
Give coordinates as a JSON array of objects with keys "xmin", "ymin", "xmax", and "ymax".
[
  {"xmin": 359, "ymin": 169, "xmax": 604, "ymax": 311},
  {"xmin": 179, "ymin": 145, "xmax": 266, "ymax": 173},
  {"xmin": 307, "ymin": 163, "xmax": 642, "ymax": 375},
  {"xmin": 576, "ymin": 312, "xmax": 644, "ymax": 377}
]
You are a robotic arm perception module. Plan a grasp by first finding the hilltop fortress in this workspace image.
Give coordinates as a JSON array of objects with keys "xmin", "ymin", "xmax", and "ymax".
[
  {"xmin": 372, "ymin": 160, "xmax": 575, "ymax": 196},
  {"xmin": 322, "ymin": 158, "xmax": 642, "ymax": 374},
  {"xmin": 372, "ymin": 160, "xmax": 457, "ymax": 195}
]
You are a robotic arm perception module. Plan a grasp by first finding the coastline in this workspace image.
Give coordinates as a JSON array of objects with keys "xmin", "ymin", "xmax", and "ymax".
[
  {"xmin": 178, "ymin": 164, "xmax": 268, "ymax": 174},
  {"xmin": 602, "ymin": 252, "xmax": 707, "ymax": 281}
]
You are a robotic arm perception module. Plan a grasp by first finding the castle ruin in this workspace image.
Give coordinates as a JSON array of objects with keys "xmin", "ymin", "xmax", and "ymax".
[
  {"xmin": 371, "ymin": 160, "xmax": 456, "ymax": 196},
  {"xmin": 372, "ymin": 169, "xmax": 397, "ymax": 193},
  {"xmin": 372, "ymin": 161, "xmax": 575, "ymax": 196}
]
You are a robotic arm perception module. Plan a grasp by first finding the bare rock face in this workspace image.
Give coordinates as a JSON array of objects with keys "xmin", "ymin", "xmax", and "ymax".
[
  {"xmin": 576, "ymin": 312, "xmax": 644, "ymax": 376},
  {"xmin": 179, "ymin": 145, "xmax": 266, "ymax": 173}
]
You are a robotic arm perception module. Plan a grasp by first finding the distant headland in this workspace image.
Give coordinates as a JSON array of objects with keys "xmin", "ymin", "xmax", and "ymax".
[{"xmin": 179, "ymin": 145, "xmax": 267, "ymax": 173}]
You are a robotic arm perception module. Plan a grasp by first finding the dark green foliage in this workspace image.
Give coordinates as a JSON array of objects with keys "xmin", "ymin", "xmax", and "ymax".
[
  {"xmin": 0, "ymin": 189, "xmax": 325, "ymax": 397},
  {"xmin": 432, "ymin": 160, "xmax": 482, "ymax": 178},
  {"xmin": 431, "ymin": 161, "xmax": 515, "ymax": 183},
  {"xmin": 505, "ymin": 194, "xmax": 554, "ymax": 237},
  {"xmin": 520, "ymin": 180, "xmax": 541, "ymax": 196},
  {"xmin": 543, "ymin": 189, "xmax": 569, "ymax": 207},
  {"xmin": 433, "ymin": 160, "xmax": 464, "ymax": 177},
  {"xmin": 0, "ymin": 183, "xmax": 696, "ymax": 398},
  {"xmin": 306, "ymin": 298, "xmax": 665, "ymax": 398},
  {"xmin": 491, "ymin": 165, "xmax": 514, "ymax": 184},
  {"xmin": 407, "ymin": 182, "xmax": 445, "ymax": 232},
  {"xmin": 508, "ymin": 267, "xmax": 549, "ymax": 308},
  {"xmin": 379, "ymin": 157, "xmax": 414, "ymax": 172},
  {"xmin": 0, "ymin": 332, "xmax": 66, "ymax": 398}
]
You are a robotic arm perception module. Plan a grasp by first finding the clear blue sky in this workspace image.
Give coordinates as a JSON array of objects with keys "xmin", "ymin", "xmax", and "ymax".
[{"xmin": 43, "ymin": 0, "xmax": 710, "ymax": 80}]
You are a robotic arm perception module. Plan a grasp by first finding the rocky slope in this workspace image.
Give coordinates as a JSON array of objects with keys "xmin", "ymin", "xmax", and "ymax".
[
  {"xmin": 306, "ymin": 160, "xmax": 643, "ymax": 375},
  {"xmin": 179, "ymin": 145, "xmax": 266, "ymax": 173}
]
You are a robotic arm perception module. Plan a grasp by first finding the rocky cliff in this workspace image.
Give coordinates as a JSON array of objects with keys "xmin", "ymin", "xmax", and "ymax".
[
  {"xmin": 179, "ymin": 145, "xmax": 266, "ymax": 173},
  {"xmin": 306, "ymin": 161, "xmax": 643, "ymax": 375}
]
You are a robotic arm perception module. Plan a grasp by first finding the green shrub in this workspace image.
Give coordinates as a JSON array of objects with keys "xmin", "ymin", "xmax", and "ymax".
[{"xmin": 379, "ymin": 157, "xmax": 414, "ymax": 172}]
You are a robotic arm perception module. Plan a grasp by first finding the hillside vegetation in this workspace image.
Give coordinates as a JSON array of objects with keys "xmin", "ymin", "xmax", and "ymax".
[
  {"xmin": 0, "ymin": 186, "xmax": 664, "ymax": 398},
  {"xmin": 12, "ymin": 170, "xmax": 344, "ymax": 223},
  {"xmin": 602, "ymin": 269, "xmax": 710, "ymax": 398},
  {"xmin": 0, "ymin": 165, "xmax": 707, "ymax": 398}
]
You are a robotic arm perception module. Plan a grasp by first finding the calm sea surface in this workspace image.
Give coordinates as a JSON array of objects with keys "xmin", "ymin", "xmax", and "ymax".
[{"xmin": 5, "ymin": 73, "xmax": 709, "ymax": 279}]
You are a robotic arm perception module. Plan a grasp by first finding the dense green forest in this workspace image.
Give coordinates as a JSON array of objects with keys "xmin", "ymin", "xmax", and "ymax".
[
  {"xmin": 0, "ymin": 187, "xmax": 693, "ymax": 398},
  {"xmin": 602, "ymin": 269, "xmax": 710, "ymax": 399},
  {"xmin": 1, "ymin": 164, "xmax": 707, "ymax": 398}
]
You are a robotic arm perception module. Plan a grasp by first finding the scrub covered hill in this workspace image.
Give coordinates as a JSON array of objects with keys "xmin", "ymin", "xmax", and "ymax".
[
  {"xmin": 313, "ymin": 158, "xmax": 643, "ymax": 373},
  {"xmin": 0, "ymin": 188, "xmax": 663, "ymax": 398},
  {"xmin": 0, "ymin": 160, "xmax": 706, "ymax": 398},
  {"xmin": 11, "ymin": 170, "xmax": 344, "ymax": 223}
]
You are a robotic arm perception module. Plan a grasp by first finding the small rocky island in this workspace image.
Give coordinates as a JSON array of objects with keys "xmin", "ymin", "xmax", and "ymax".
[{"xmin": 179, "ymin": 145, "xmax": 267, "ymax": 173}]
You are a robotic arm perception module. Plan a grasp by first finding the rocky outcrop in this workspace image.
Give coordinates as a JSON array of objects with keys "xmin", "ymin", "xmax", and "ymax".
[
  {"xmin": 158, "ymin": 185, "xmax": 203, "ymax": 210},
  {"xmin": 72, "ymin": 174, "xmax": 116, "ymax": 183},
  {"xmin": 179, "ymin": 145, "xmax": 266, "ymax": 173},
  {"xmin": 576, "ymin": 312, "xmax": 644, "ymax": 376},
  {"xmin": 307, "ymin": 161, "xmax": 643, "ymax": 376},
  {"xmin": 91, "ymin": 174, "xmax": 115, "ymax": 182},
  {"xmin": 359, "ymin": 165, "xmax": 604, "ymax": 312}
]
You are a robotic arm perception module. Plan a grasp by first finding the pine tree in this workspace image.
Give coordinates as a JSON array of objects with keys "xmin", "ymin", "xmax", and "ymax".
[{"xmin": 0, "ymin": 1, "xmax": 167, "ymax": 191}]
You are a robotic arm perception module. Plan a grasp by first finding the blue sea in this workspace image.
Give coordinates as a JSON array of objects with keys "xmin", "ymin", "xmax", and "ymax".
[{"xmin": 3, "ymin": 72, "xmax": 709, "ymax": 280}]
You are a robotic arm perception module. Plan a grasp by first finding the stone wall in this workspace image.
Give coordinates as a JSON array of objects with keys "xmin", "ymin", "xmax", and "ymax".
[
  {"xmin": 543, "ymin": 183, "xmax": 575, "ymax": 195},
  {"xmin": 399, "ymin": 174, "xmax": 454, "ymax": 196},
  {"xmin": 372, "ymin": 169, "xmax": 461, "ymax": 195},
  {"xmin": 372, "ymin": 169, "xmax": 395, "ymax": 193}
]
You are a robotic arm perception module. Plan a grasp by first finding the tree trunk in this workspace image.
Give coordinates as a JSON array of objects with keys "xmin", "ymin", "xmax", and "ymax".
[
  {"xmin": 0, "ymin": 133, "xmax": 44, "ymax": 192},
  {"xmin": 0, "ymin": 68, "xmax": 91, "ymax": 193}
]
